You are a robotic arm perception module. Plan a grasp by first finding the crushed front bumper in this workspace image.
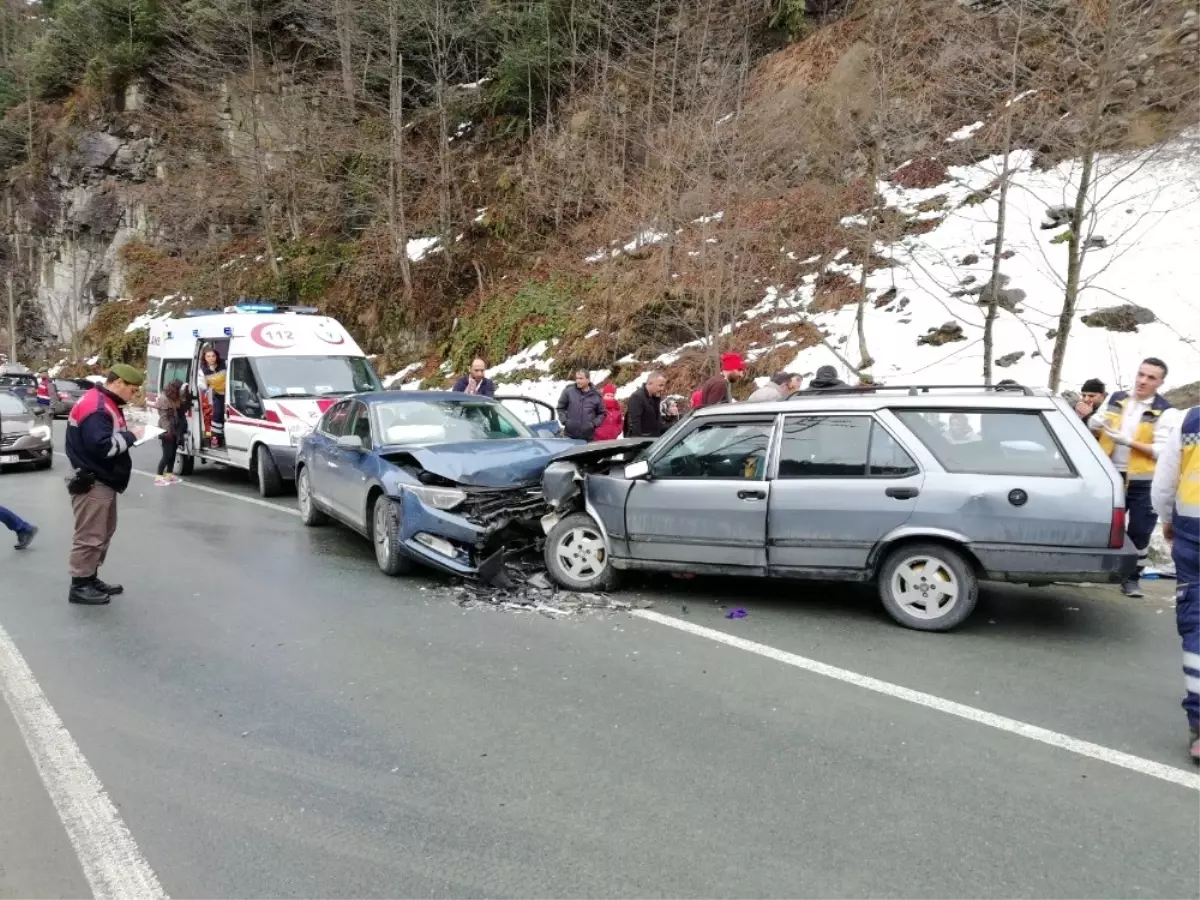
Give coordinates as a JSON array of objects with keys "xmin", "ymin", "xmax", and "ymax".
[{"xmin": 395, "ymin": 485, "xmax": 550, "ymax": 578}]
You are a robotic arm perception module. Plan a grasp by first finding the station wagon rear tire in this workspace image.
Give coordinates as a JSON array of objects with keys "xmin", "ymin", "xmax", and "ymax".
[
  {"xmin": 878, "ymin": 542, "xmax": 977, "ymax": 632},
  {"xmin": 296, "ymin": 466, "xmax": 328, "ymax": 526},
  {"xmin": 255, "ymin": 446, "xmax": 283, "ymax": 498},
  {"xmin": 372, "ymin": 496, "xmax": 414, "ymax": 577},
  {"xmin": 544, "ymin": 512, "xmax": 619, "ymax": 593}
]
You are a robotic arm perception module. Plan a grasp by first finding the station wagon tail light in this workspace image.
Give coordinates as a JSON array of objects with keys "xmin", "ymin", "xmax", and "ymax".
[
  {"xmin": 264, "ymin": 409, "xmax": 283, "ymax": 424},
  {"xmin": 1109, "ymin": 508, "xmax": 1126, "ymax": 549}
]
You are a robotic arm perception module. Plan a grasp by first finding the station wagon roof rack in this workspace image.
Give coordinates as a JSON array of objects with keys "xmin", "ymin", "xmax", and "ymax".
[{"xmin": 785, "ymin": 383, "xmax": 1038, "ymax": 398}]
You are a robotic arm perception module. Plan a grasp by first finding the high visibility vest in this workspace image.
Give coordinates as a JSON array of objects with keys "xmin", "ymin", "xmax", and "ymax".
[
  {"xmin": 1096, "ymin": 391, "xmax": 1172, "ymax": 480},
  {"xmin": 1175, "ymin": 406, "xmax": 1199, "ymax": 546}
]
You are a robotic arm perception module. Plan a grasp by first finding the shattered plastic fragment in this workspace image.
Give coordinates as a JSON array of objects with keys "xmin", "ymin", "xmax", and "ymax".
[{"xmin": 726, "ymin": 608, "xmax": 747, "ymax": 619}]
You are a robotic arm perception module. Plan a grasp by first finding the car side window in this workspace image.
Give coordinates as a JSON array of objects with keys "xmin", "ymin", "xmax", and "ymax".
[
  {"xmin": 161, "ymin": 359, "xmax": 191, "ymax": 393},
  {"xmin": 228, "ymin": 358, "xmax": 265, "ymax": 419},
  {"xmin": 650, "ymin": 420, "xmax": 775, "ymax": 480},
  {"xmin": 868, "ymin": 422, "xmax": 919, "ymax": 477},
  {"xmin": 895, "ymin": 409, "xmax": 1074, "ymax": 477},
  {"xmin": 348, "ymin": 401, "xmax": 372, "ymax": 448},
  {"xmin": 319, "ymin": 400, "xmax": 353, "ymax": 437},
  {"xmin": 778, "ymin": 416, "xmax": 871, "ymax": 478}
]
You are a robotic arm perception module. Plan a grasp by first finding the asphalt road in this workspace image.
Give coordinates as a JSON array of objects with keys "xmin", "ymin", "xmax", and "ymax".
[{"xmin": 0, "ymin": 423, "xmax": 1197, "ymax": 899}]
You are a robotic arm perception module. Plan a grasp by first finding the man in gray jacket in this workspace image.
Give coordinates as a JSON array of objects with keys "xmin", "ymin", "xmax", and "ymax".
[
  {"xmin": 748, "ymin": 372, "xmax": 801, "ymax": 402},
  {"xmin": 557, "ymin": 370, "xmax": 605, "ymax": 441}
]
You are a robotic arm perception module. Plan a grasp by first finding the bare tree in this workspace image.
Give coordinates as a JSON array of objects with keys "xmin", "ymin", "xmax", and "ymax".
[{"xmin": 1041, "ymin": 0, "xmax": 1173, "ymax": 390}]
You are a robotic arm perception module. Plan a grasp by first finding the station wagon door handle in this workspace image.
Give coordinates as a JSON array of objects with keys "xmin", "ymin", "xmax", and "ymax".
[
  {"xmin": 737, "ymin": 489, "xmax": 766, "ymax": 501},
  {"xmin": 885, "ymin": 487, "xmax": 920, "ymax": 500}
]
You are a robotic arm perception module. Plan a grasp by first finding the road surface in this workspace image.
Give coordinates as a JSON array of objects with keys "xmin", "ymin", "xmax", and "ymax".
[{"xmin": 0, "ymin": 424, "xmax": 1197, "ymax": 898}]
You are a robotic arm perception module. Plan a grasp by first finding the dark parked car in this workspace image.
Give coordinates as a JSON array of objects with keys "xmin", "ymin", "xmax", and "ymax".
[
  {"xmin": 296, "ymin": 391, "xmax": 579, "ymax": 578},
  {"xmin": 0, "ymin": 388, "xmax": 54, "ymax": 470},
  {"xmin": 0, "ymin": 363, "xmax": 39, "ymax": 405},
  {"xmin": 51, "ymin": 378, "xmax": 91, "ymax": 417}
]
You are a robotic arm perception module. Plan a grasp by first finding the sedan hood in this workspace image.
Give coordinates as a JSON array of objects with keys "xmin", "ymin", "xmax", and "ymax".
[{"xmin": 379, "ymin": 438, "xmax": 583, "ymax": 487}]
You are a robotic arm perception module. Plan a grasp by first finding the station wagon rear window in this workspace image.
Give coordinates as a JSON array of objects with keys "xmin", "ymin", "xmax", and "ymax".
[{"xmin": 895, "ymin": 409, "xmax": 1073, "ymax": 477}]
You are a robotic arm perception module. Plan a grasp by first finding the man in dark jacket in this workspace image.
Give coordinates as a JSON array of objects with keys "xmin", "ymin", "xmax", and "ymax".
[
  {"xmin": 557, "ymin": 369, "xmax": 605, "ymax": 441},
  {"xmin": 625, "ymin": 371, "xmax": 667, "ymax": 437},
  {"xmin": 64, "ymin": 364, "xmax": 143, "ymax": 605},
  {"xmin": 1073, "ymin": 377, "xmax": 1107, "ymax": 425},
  {"xmin": 695, "ymin": 353, "xmax": 745, "ymax": 408},
  {"xmin": 805, "ymin": 364, "xmax": 848, "ymax": 391},
  {"xmin": 451, "ymin": 358, "xmax": 496, "ymax": 397}
]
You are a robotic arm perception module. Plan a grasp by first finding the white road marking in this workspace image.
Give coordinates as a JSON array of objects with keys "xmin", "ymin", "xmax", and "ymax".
[
  {"xmin": 631, "ymin": 609, "xmax": 1200, "ymax": 791},
  {"xmin": 54, "ymin": 452, "xmax": 300, "ymax": 517},
  {"xmin": 0, "ymin": 623, "xmax": 169, "ymax": 899}
]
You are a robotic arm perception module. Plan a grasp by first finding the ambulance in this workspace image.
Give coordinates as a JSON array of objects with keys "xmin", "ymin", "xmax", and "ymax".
[{"xmin": 145, "ymin": 303, "xmax": 383, "ymax": 496}]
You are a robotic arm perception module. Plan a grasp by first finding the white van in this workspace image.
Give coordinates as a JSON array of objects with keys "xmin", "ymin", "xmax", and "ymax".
[{"xmin": 145, "ymin": 303, "xmax": 382, "ymax": 496}]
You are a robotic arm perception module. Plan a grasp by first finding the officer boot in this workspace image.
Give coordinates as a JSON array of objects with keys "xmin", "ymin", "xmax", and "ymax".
[
  {"xmin": 92, "ymin": 573, "xmax": 124, "ymax": 595},
  {"xmin": 69, "ymin": 576, "xmax": 111, "ymax": 605}
]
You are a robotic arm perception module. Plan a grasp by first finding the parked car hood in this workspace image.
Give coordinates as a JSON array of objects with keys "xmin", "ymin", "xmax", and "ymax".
[{"xmin": 378, "ymin": 438, "xmax": 583, "ymax": 487}]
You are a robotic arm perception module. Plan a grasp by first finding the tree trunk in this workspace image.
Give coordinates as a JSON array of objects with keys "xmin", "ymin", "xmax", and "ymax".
[
  {"xmin": 853, "ymin": 145, "xmax": 879, "ymax": 380},
  {"xmin": 1048, "ymin": 146, "xmax": 1094, "ymax": 391},
  {"xmin": 245, "ymin": 1, "xmax": 281, "ymax": 281},
  {"xmin": 388, "ymin": 0, "xmax": 413, "ymax": 299},
  {"xmin": 334, "ymin": 0, "xmax": 356, "ymax": 105}
]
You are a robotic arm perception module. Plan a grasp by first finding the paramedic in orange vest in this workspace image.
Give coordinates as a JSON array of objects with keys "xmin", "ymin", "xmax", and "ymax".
[
  {"xmin": 1091, "ymin": 357, "xmax": 1180, "ymax": 598},
  {"xmin": 1151, "ymin": 405, "xmax": 1199, "ymax": 762}
]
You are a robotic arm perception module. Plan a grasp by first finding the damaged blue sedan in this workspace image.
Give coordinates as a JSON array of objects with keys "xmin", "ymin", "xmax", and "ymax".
[{"xmin": 295, "ymin": 391, "xmax": 579, "ymax": 578}]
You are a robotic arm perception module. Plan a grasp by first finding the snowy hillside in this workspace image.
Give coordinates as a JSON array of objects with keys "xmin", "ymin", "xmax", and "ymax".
[{"xmin": 397, "ymin": 127, "xmax": 1200, "ymax": 409}]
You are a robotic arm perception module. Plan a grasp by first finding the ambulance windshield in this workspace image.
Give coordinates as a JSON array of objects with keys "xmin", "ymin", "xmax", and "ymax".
[{"xmin": 255, "ymin": 356, "xmax": 381, "ymax": 399}]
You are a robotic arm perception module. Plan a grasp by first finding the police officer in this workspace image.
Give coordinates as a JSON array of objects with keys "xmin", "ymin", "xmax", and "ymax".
[
  {"xmin": 1152, "ymin": 405, "xmax": 1199, "ymax": 762},
  {"xmin": 64, "ymin": 364, "xmax": 144, "ymax": 605},
  {"xmin": 1091, "ymin": 358, "xmax": 1180, "ymax": 597}
]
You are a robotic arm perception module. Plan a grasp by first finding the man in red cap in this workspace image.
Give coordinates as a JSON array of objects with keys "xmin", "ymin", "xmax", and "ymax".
[{"xmin": 695, "ymin": 352, "xmax": 746, "ymax": 408}]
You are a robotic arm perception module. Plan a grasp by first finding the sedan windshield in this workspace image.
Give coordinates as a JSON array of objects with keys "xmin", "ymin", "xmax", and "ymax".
[
  {"xmin": 254, "ymin": 356, "xmax": 381, "ymax": 399},
  {"xmin": 0, "ymin": 392, "xmax": 28, "ymax": 416},
  {"xmin": 372, "ymin": 399, "xmax": 533, "ymax": 445}
]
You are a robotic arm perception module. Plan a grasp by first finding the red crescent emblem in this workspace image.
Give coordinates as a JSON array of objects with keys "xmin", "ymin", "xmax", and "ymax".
[{"xmin": 250, "ymin": 322, "xmax": 296, "ymax": 349}]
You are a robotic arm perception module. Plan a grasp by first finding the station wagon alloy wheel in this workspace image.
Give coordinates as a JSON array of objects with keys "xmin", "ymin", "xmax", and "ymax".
[
  {"xmin": 544, "ymin": 512, "xmax": 619, "ymax": 592},
  {"xmin": 557, "ymin": 524, "xmax": 606, "ymax": 579},
  {"xmin": 891, "ymin": 555, "xmax": 958, "ymax": 618},
  {"xmin": 878, "ymin": 542, "xmax": 978, "ymax": 631}
]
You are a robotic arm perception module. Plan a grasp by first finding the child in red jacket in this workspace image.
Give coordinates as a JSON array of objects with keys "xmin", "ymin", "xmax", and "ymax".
[{"xmin": 594, "ymin": 383, "xmax": 624, "ymax": 441}]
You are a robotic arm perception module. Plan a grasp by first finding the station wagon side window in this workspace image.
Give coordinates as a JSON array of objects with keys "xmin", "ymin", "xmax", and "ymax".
[
  {"xmin": 777, "ymin": 416, "xmax": 872, "ymax": 478},
  {"xmin": 650, "ymin": 420, "xmax": 775, "ymax": 480},
  {"xmin": 894, "ymin": 409, "xmax": 1074, "ymax": 477},
  {"xmin": 318, "ymin": 400, "xmax": 354, "ymax": 437}
]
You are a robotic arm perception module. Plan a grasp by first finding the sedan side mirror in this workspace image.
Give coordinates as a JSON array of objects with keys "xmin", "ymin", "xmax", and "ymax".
[
  {"xmin": 336, "ymin": 434, "xmax": 365, "ymax": 452},
  {"xmin": 624, "ymin": 459, "xmax": 651, "ymax": 480},
  {"xmin": 530, "ymin": 420, "xmax": 562, "ymax": 437}
]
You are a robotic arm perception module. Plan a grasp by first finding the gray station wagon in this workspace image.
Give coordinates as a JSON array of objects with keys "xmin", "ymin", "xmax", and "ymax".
[{"xmin": 538, "ymin": 384, "xmax": 1137, "ymax": 631}]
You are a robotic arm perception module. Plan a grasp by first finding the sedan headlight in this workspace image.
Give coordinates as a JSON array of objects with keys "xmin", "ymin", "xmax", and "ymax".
[
  {"xmin": 30, "ymin": 425, "xmax": 51, "ymax": 441},
  {"xmin": 405, "ymin": 484, "xmax": 467, "ymax": 511}
]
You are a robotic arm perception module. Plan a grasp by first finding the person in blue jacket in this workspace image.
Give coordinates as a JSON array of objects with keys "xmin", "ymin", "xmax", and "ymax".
[{"xmin": 451, "ymin": 358, "xmax": 496, "ymax": 397}]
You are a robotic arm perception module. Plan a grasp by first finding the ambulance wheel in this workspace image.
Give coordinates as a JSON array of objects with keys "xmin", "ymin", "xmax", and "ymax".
[
  {"xmin": 371, "ymin": 495, "xmax": 414, "ymax": 577},
  {"xmin": 255, "ymin": 446, "xmax": 283, "ymax": 498},
  {"xmin": 176, "ymin": 453, "xmax": 195, "ymax": 476}
]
